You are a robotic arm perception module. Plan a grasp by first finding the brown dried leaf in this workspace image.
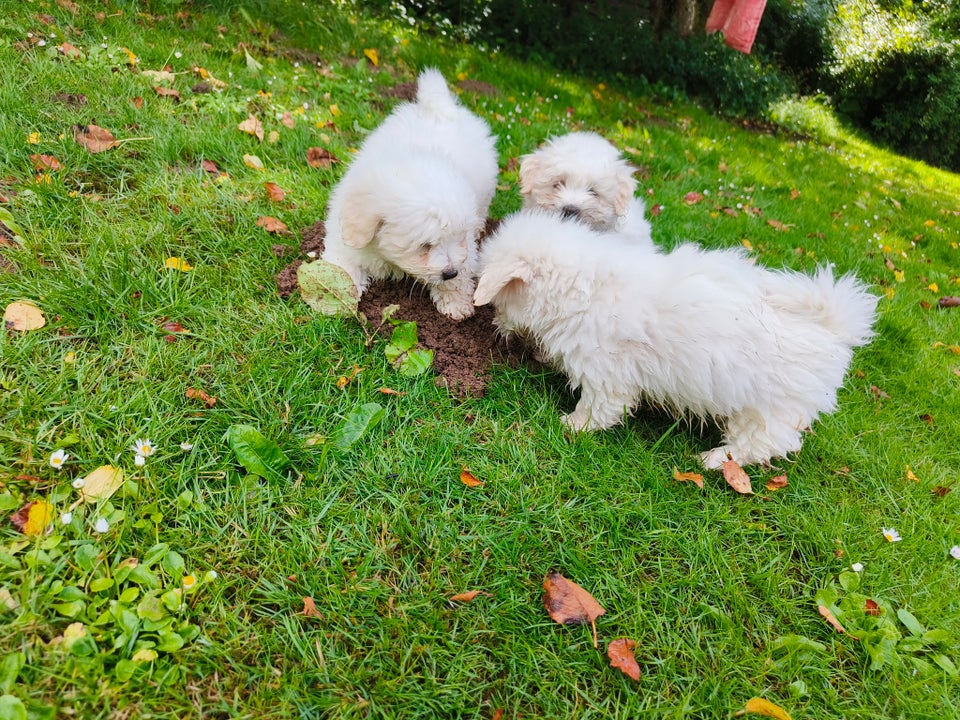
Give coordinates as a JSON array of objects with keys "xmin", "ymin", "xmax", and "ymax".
[
  {"xmin": 649, "ymin": 204, "xmax": 663, "ymax": 216},
  {"xmin": 264, "ymin": 182, "xmax": 286, "ymax": 202},
  {"xmin": 377, "ymin": 387, "xmax": 406, "ymax": 396},
  {"xmin": 765, "ymin": 475, "xmax": 788, "ymax": 491},
  {"xmin": 938, "ymin": 296, "xmax": 960, "ymax": 308},
  {"xmin": 306, "ymin": 146, "xmax": 339, "ymax": 169},
  {"xmin": 238, "ymin": 114, "xmax": 264, "ymax": 142},
  {"xmin": 30, "ymin": 154, "xmax": 63, "ymax": 171},
  {"xmin": 186, "ymin": 386, "xmax": 217, "ymax": 408},
  {"xmin": 131, "ymin": 96, "xmax": 144, "ymax": 109},
  {"xmin": 683, "ymin": 191, "xmax": 704, "ymax": 205},
  {"xmin": 790, "ymin": 188, "xmax": 801, "ymax": 200},
  {"xmin": 200, "ymin": 159, "xmax": 220, "ymax": 175},
  {"xmin": 4, "ymin": 301, "xmax": 46, "ymax": 331},
  {"xmin": 160, "ymin": 319, "xmax": 188, "ymax": 334},
  {"xmin": 301, "ymin": 596, "xmax": 323, "ymax": 617},
  {"xmin": 58, "ymin": 42, "xmax": 83, "ymax": 59},
  {"xmin": 767, "ymin": 219, "xmax": 795, "ymax": 232},
  {"xmin": 256, "ymin": 216, "xmax": 289, "ymax": 234},
  {"xmin": 281, "ymin": 111, "xmax": 295, "ymax": 129},
  {"xmin": 672, "ymin": 467, "xmax": 704, "ymax": 489},
  {"xmin": 542, "ymin": 572, "xmax": 605, "ymax": 647},
  {"xmin": 818, "ymin": 604, "xmax": 845, "ymax": 633},
  {"xmin": 153, "ymin": 86, "xmax": 181, "ymax": 100},
  {"xmin": 870, "ymin": 385, "xmax": 891, "ymax": 400},
  {"xmin": 459, "ymin": 469, "xmax": 484, "ymax": 487},
  {"xmin": 864, "ymin": 598, "xmax": 881, "ymax": 616},
  {"xmin": 932, "ymin": 484, "xmax": 953, "ymax": 498},
  {"xmin": 74, "ymin": 124, "xmax": 118, "ymax": 153},
  {"xmin": 722, "ymin": 458, "xmax": 754, "ymax": 495},
  {"xmin": 450, "ymin": 590, "xmax": 490, "ymax": 603},
  {"xmin": 607, "ymin": 637, "xmax": 640, "ymax": 681}
]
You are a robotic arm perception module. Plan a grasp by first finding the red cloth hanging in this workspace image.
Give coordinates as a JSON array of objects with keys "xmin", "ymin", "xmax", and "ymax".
[{"xmin": 705, "ymin": 0, "xmax": 768, "ymax": 55}]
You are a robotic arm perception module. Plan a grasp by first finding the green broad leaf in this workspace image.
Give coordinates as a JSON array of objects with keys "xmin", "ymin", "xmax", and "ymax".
[
  {"xmin": 398, "ymin": 347, "xmax": 434, "ymax": 377},
  {"xmin": 114, "ymin": 608, "xmax": 140, "ymax": 635},
  {"xmin": 119, "ymin": 587, "xmax": 140, "ymax": 604},
  {"xmin": 161, "ymin": 551, "xmax": 185, "ymax": 578},
  {"xmin": 0, "ymin": 208, "xmax": 24, "ymax": 239},
  {"xmin": 0, "ymin": 653, "xmax": 25, "ymax": 694},
  {"xmin": 143, "ymin": 543, "xmax": 170, "ymax": 568},
  {"xmin": 296, "ymin": 259, "xmax": 358, "ymax": 316},
  {"xmin": 0, "ymin": 494, "xmax": 18, "ymax": 513},
  {"xmin": 142, "ymin": 616, "xmax": 174, "ymax": 633},
  {"xmin": 838, "ymin": 570, "xmax": 860, "ymax": 592},
  {"xmin": 788, "ymin": 679, "xmax": 808, "ymax": 698},
  {"xmin": 179, "ymin": 624, "xmax": 201, "ymax": 643},
  {"xmin": 244, "ymin": 49, "xmax": 263, "ymax": 73},
  {"xmin": 898, "ymin": 637, "xmax": 925, "ymax": 653},
  {"xmin": 89, "ymin": 577, "xmax": 114, "ymax": 593},
  {"xmin": 388, "ymin": 321, "xmax": 418, "ymax": 353},
  {"xmin": 161, "ymin": 588, "xmax": 183, "ymax": 613},
  {"xmin": 223, "ymin": 424, "xmax": 291, "ymax": 480},
  {"xmin": 333, "ymin": 403, "xmax": 385, "ymax": 450},
  {"xmin": 384, "ymin": 321, "xmax": 434, "ymax": 376},
  {"xmin": 381, "ymin": 304, "xmax": 400, "ymax": 324},
  {"xmin": 862, "ymin": 625, "xmax": 901, "ymax": 670},
  {"xmin": 137, "ymin": 594, "xmax": 166, "ymax": 623},
  {"xmin": 155, "ymin": 631, "xmax": 185, "ymax": 653},
  {"xmin": 51, "ymin": 600, "xmax": 85, "ymax": 618},
  {"xmin": 922, "ymin": 628, "xmax": 952, "ymax": 645},
  {"xmin": 897, "ymin": 608, "xmax": 926, "ymax": 637},
  {"xmin": 908, "ymin": 656, "xmax": 935, "ymax": 677},
  {"xmin": 0, "ymin": 552, "xmax": 17, "ymax": 570},
  {"xmin": 55, "ymin": 433, "xmax": 81, "ymax": 448},
  {"xmin": 176, "ymin": 490, "xmax": 194, "ymax": 510},
  {"xmin": 127, "ymin": 566, "xmax": 160, "ymax": 589},
  {"xmin": 114, "ymin": 659, "xmax": 137, "ymax": 682},
  {"xmin": 814, "ymin": 585, "xmax": 838, "ymax": 608},
  {"xmin": 931, "ymin": 653, "xmax": 959, "ymax": 676},
  {"xmin": 0, "ymin": 694, "xmax": 27, "ymax": 720},
  {"xmin": 75, "ymin": 544, "xmax": 100, "ymax": 572},
  {"xmin": 770, "ymin": 634, "xmax": 827, "ymax": 655},
  {"xmin": 132, "ymin": 648, "xmax": 158, "ymax": 663}
]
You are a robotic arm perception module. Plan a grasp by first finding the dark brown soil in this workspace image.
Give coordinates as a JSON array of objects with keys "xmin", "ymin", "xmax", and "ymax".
[{"xmin": 276, "ymin": 219, "xmax": 517, "ymax": 397}]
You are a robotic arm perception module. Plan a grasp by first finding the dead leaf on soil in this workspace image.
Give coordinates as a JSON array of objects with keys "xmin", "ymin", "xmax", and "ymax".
[
  {"xmin": 4, "ymin": 300, "xmax": 46, "ymax": 331},
  {"xmin": 238, "ymin": 114, "xmax": 264, "ymax": 141},
  {"xmin": 932, "ymin": 484, "xmax": 953, "ymax": 498},
  {"xmin": 201, "ymin": 159, "xmax": 220, "ymax": 175},
  {"xmin": 607, "ymin": 637, "xmax": 641, "ymax": 681},
  {"xmin": 256, "ymin": 216, "xmax": 289, "ymax": 234},
  {"xmin": 722, "ymin": 458, "xmax": 754, "ymax": 495},
  {"xmin": 306, "ymin": 146, "xmax": 339, "ymax": 169},
  {"xmin": 186, "ymin": 387, "xmax": 217, "ymax": 408},
  {"xmin": 672, "ymin": 467, "xmax": 704, "ymax": 489},
  {"xmin": 542, "ymin": 572, "xmax": 606, "ymax": 648},
  {"xmin": 765, "ymin": 475, "xmax": 788, "ymax": 491},
  {"xmin": 459, "ymin": 469, "xmax": 485, "ymax": 488},
  {"xmin": 301, "ymin": 596, "xmax": 323, "ymax": 617},
  {"xmin": 818, "ymin": 604, "xmax": 846, "ymax": 633},
  {"xmin": 74, "ymin": 124, "xmax": 118, "ymax": 153},
  {"xmin": 735, "ymin": 697, "xmax": 793, "ymax": 720},
  {"xmin": 264, "ymin": 182, "xmax": 286, "ymax": 202}
]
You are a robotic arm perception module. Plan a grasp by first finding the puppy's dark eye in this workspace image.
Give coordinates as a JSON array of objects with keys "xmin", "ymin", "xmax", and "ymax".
[
  {"xmin": 588, "ymin": 187, "xmax": 599, "ymax": 197},
  {"xmin": 420, "ymin": 242, "xmax": 432, "ymax": 252}
]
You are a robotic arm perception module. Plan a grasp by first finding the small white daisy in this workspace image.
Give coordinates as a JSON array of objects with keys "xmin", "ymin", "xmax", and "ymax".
[
  {"xmin": 94, "ymin": 518, "xmax": 109, "ymax": 533},
  {"xmin": 851, "ymin": 562, "xmax": 864, "ymax": 573},
  {"xmin": 950, "ymin": 546, "xmax": 960, "ymax": 560},
  {"xmin": 134, "ymin": 454, "xmax": 146, "ymax": 468},
  {"xmin": 49, "ymin": 449, "xmax": 69, "ymax": 470},
  {"xmin": 180, "ymin": 442, "xmax": 194, "ymax": 452},
  {"xmin": 882, "ymin": 527, "xmax": 902, "ymax": 543},
  {"xmin": 131, "ymin": 438, "xmax": 155, "ymax": 458},
  {"xmin": 60, "ymin": 512, "xmax": 73, "ymax": 525},
  {"xmin": 72, "ymin": 477, "xmax": 86, "ymax": 490}
]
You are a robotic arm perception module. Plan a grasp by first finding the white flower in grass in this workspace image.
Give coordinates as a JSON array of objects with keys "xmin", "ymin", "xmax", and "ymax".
[
  {"xmin": 134, "ymin": 454, "xmax": 146, "ymax": 468},
  {"xmin": 49, "ymin": 449, "xmax": 69, "ymax": 470},
  {"xmin": 851, "ymin": 562, "xmax": 864, "ymax": 573},
  {"xmin": 950, "ymin": 546, "xmax": 960, "ymax": 560},
  {"xmin": 131, "ymin": 438, "xmax": 156, "ymax": 459},
  {"xmin": 182, "ymin": 574, "xmax": 197, "ymax": 590},
  {"xmin": 72, "ymin": 477, "xmax": 86, "ymax": 490},
  {"xmin": 60, "ymin": 512, "xmax": 73, "ymax": 525},
  {"xmin": 882, "ymin": 527, "xmax": 902, "ymax": 543},
  {"xmin": 179, "ymin": 442, "xmax": 194, "ymax": 452},
  {"xmin": 94, "ymin": 518, "xmax": 109, "ymax": 534}
]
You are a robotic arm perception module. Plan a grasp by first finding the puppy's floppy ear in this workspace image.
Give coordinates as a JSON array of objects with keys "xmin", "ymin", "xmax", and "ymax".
[
  {"xmin": 518, "ymin": 154, "xmax": 541, "ymax": 196},
  {"xmin": 473, "ymin": 258, "xmax": 533, "ymax": 306},
  {"xmin": 614, "ymin": 162, "xmax": 639, "ymax": 217},
  {"xmin": 338, "ymin": 186, "xmax": 382, "ymax": 249}
]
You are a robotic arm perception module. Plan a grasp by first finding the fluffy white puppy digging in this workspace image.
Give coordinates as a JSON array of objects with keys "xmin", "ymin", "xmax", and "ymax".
[
  {"xmin": 321, "ymin": 69, "xmax": 498, "ymax": 320},
  {"xmin": 474, "ymin": 211, "xmax": 879, "ymax": 469},
  {"xmin": 519, "ymin": 131, "xmax": 653, "ymax": 245}
]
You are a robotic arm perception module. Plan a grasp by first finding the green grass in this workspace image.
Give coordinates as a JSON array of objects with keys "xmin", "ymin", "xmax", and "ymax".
[{"xmin": 2, "ymin": 2, "xmax": 960, "ymax": 718}]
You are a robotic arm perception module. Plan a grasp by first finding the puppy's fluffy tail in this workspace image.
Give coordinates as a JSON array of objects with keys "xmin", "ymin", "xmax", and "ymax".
[
  {"xmin": 767, "ymin": 265, "xmax": 878, "ymax": 347},
  {"xmin": 416, "ymin": 68, "xmax": 460, "ymax": 119}
]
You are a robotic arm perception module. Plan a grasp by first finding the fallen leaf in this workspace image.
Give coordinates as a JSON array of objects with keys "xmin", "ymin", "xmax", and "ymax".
[
  {"xmin": 160, "ymin": 319, "xmax": 189, "ymax": 334},
  {"xmin": 306, "ymin": 147, "xmax": 339, "ymax": 169},
  {"xmin": 164, "ymin": 256, "xmax": 194, "ymax": 272},
  {"xmin": 722, "ymin": 458, "xmax": 754, "ymax": 495},
  {"xmin": 459, "ymin": 469, "xmax": 485, "ymax": 487},
  {"xmin": 718, "ymin": 161, "xmax": 729, "ymax": 173},
  {"xmin": 450, "ymin": 590, "xmax": 490, "ymax": 603},
  {"xmin": 818, "ymin": 604, "xmax": 845, "ymax": 633},
  {"xmin": 301, "ymin": 597, "xmax": 323, "ymax": 618},
  {"xmin": 142, "ymin": 69, "xmax": 176, "ymax": 83},
  {"xmin": 683, "ymin": 191, "xmax": 704, "ymax": 205},
  {"xmin": 238, "ymin": 114, "xmax": 264, "ymax": 141},
  {"xmin": 905, "ymin": 466, "xmax": 919, "ymax": 483},
  {"xmin": 4, "ymin": 300, "xmax": 46, "ymax": 331},
  {"xmin": 736, "ymin": 697, "xmax": 793, "ymax": 720},
  {"xmin": 607, "ymin": 637, "xmax": 640, "ymax": 681},
  {"xmin": 186, "ymin": 387, "xmax": 217, "ymax": 408},
  {"xmin": 78, "ymin": 465, "xmax": 124, "ymax": 503},
  {"xmin": 491, "ymin": 710, "xmax": 504, "ymax": 720},
  {"xmin": 765, "ymin": 475, "xmax": 788, "ymax": 491},
  {"xmin": 200, "ymin": 159, "xmax": 220, "ymax": 175},
  {"xmin": 864, "ymin": 598, "xmax": 882, "ymax": 616},
  {"xmin": 153, "ymin": 86, "xmax": 180, "ymax": 100},
  {"xmin": 256, "ymin": 216, "xmax": 288, "ymax": 234},
  {"xmin": 542, "ymin": 572, "xmax": 606, "ymax": 648},
  {"xmin": 932, "ymin": 485, "xmax": 953, "ymax": 497},
  {"xmin": 378, "ymin": 387, "xmax": 406, "ymax": 396},
  {"xmin": 672, "ymin": 467, "xmax": 704, "ymax": 489},
  {"xmin": 870, "ymin": 385, "xmax": 891, "ymax": 400},
  {"xmin": 243, "ymin": 154, "xmax": 265, "ymax": 171},
  {"xmin": 131, "ymin": 96, "xmax": 144, "ymax": 109},
  {"xmin": 363, "ymin": 48, "xmax": 379, "ymax": 66},
  {"xmin": 649, "ymin": 204, "xmax": 663, "ymax": 216},
  {"xmin": 297, "ymin": 259, "xmax": 359, "ymax": 317},
  {"xmin": 58, "ymin": 42, "xmax": 83, "ymax": 59},
  {"xmin": 264, "ymin": 182, "xmax": 286, "ymax": 202},
  {"xmin": 939, "ymin": 296, "xmax": 960, "ymax": 308},
  {"xmin": 10, "ymin": 500, "xmax": 54, "ymax": 536},
  {"xmin": 790, "ymin": 188, "xmax": 801, "ymax": 200},
  {"xmin": 767, "ymin": 219, "xmax": 794, "ymax": 232},
  {"xmin": 30, "ymin": 154, "xmax": 63, "ymax": 171},
  {"xmin": 74, "ymin": 124, "xmax": 118, "ymax": 153}
]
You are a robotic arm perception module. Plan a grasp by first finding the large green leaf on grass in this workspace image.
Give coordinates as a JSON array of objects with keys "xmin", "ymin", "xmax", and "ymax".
[
  {"xmin": 223, "ymin": 424, "xmax": 291, "ymax": 480},
  {"xmin": 333, "ymin": 403, "xmax": 384, "ymax": 450},
  {"xmin": 0, "ymin": 694, "xmax": 27, "ymax": 720},
  {"xmin": 385, "ymin": 321, "xmax": 434, "ymax": 377},
  {"xmin": 0, "ymin": 653, "xmax": 24, "ymax": 695},
  {"xmin": 297, "ymin": 259, "xmax": 358, "ymax": 316}
]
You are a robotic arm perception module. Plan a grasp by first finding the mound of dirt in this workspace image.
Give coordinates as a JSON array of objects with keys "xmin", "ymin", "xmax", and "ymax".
[{"xmin": 276, "ymin": 220, "xmax": 517, "ymax": 397}]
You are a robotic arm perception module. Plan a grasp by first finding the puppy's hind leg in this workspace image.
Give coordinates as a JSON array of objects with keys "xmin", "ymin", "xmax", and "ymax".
[
  {"xmin": 701, "ymin": 408, "xmax": 805, "ymax": 469},
  {"xmin": 430, "ymin": 272, "xmax": 477, "ymax": 320},
  {"xmin": 561, "ymin": 381, "xmax": 635, "ymax": 432}
]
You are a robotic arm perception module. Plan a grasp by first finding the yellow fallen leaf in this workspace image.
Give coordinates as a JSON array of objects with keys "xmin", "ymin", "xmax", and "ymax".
[
  {"xmin": 21, "ymin": 500, "xmax": 54, "ymax": 536},
  {"xmin": 737, "ymin": 697, "xmax": 793, "ymax": 720},
  {"xmin": 329, "ymin": 104, "xmax": 341, "ymax": 117},
  {"xmin": 4, "ymin": 301, "xmax": 46, "ymax": 331},
  {"xmin": 27, "ymin": 132, "xmax": 42, "ymax": 144},
  {"xmin": 238, "ymin": 114, "xmax": 264, "ymax": 142},
  {"xmin": 459, "ymin": 469, "xmax": 485, "ymax": 487},
  {"xmin": 905, "ymin": 466, "xmax": 919, "ymax": 482},
  {"xmin": 672, "ymin": 467, "xmax": 704, "ymax": 489},
  {"xmin": 363, "ymin": 48, "xmax": 379, "ymax": 66},
  {"xmin": 243, "ymin": 154, "xmax": 265, "ymax": 171},
  {"xmin": 928, "ymin": 283, "xmax": 939, "ymax": 293},
  {"xmin": 164, "ymin": 256, "xmax": 194, "ymax": 272},
  {"xmin": 79, "ymin": 465, "xmax": 124, "ymax": 503}
]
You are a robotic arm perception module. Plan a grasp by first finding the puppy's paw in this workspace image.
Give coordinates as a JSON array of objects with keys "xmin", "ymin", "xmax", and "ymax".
[
  {"xmin": 561, "ymin": 408, "xmax": 594, "ymax": 433},
  {"xmin": 434, "ymin": 293, "xmax": 476, "ymax": 321},
  {"xmin": 700, "ymin": 447, "xmax": 731, "ymax": 470}
]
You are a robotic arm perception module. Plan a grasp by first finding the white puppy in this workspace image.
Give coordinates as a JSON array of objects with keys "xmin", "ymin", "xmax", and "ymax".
[
  {"xmin": 474, "ymin": 211, "xmax": 878, "ymax": 468},
  {"xmin": 519, "ymin": 131, "xmax": 653, "ymax": 245},
  {"xmin": 322, "ymin": 69, "xmax": 498, "ymax": 320}
]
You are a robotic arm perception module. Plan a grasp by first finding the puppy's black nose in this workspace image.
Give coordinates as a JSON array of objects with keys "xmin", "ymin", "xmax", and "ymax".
[
  {"xmin": 561, "ymin": 205, "xmax": 580, "ymax": 220},
  {"xmin": 441, "ymin": 268, "xmax": 459, "ymax": 281}
]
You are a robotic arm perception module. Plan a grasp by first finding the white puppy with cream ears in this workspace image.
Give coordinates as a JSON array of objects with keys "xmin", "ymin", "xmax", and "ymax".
[
  {"xmin": 322, "ymin": 69, "xmax": 498, "ymax": 320},
  {"xmin": 519, "ymin": 131, "xmax": 653, "ymax": 245},
  {"xmin": 474, "ymin": 210, "xmax": 878, "ymax": 468}
]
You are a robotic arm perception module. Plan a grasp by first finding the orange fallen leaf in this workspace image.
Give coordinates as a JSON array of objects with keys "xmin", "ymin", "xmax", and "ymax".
[
  {"xmin": 649, "ymin": 204, "xmax": 663, "ymax": 216},
  {"xmin": 30, "ymin": 154, "xmax": 62, "ymax": 171},
  {"xmin": 722, "ymin": 458, "xmax": 754, "ymax": 495},
  {"xmin": 491, "ymin": 710, "xmax": 504, "ymax": 720},
  {"xmin": 186, "ymin": 387, "xmax": 217, "ymax": 408},
  {"xmin": 301, "ymin": 596, "xmax": 323, "ymax": 617},
  {"xmin": 450, "ymin": 590, "xmax": 491, "ymax": 603},
  {"xmin": 10, "ymin": 499, "xmax": 54, "ymax": 536},
  {"xmin": 58, "ymin": 42, "xmax": 83, "ymax": 59},
  {"xmin": 74, "ymin": 124, "xmax": 118, "ymax": 153},
  {"xmin": 672, "ymin": 467, "xmax": 704, "ymax": 489},
  {"xmin": 864, "ymin": 598, "xmax": 882, "ymax": 616},
  {"xmin": 200, "ymin": 159, "xmax": 220, "ymax": 175},
  {"xmin": 767, "ymin": 219, "xmax": 794, "ymax": 232},
  {"xmin": 153, "ymin": 86, "xmax": 180, "ymax": 100},
  {"xmin": 363, "ymin": 48, "xmax": 379, "ymax": 66},
  {"xmin": 905, "ymin": 466, "xmax": 919, "ymax": 483},
  {"xmin": 683, "ymin": 191, "xmax": 704, "ymax": 205},
  {"xmin": 378, "ymin": 387, "xmax": 406, "ymax": 396},
  {"xmin": 306, "ymin": 147, "xmax": 339, "ymax": 169},
  {"xmin": 164, "ymin": 256, "xmax": 194, "ymax": 272},
  {"xmin": 459, "ymin": 469, "xmax": 485, "ymax": 487},
  {"xmin": 131, "ymin": 96, "xmax": 144, "ymax": 109},
  {"xmin": 264, "ymin": 182, "xmax": 286, "ymax": 202},
  {"xmin": 736, "ymin": 697, "xmax": 793, "ymax": 720},
  {"xmin": 790, "ymin": 188, "xmax": 801, "ymax": 200},
  {"xmin": 932, "ymin": 484, "xmax": 953, "ymax": 498},
  {"xmin": 256, "ymin": 216, "xmax": 289, "ymax": 234},
  {"xmin": 542, "ymin": 572, "xmax": 606, "ymax": 648},
  {"xmin": 607, "ymin": 637, "xmax": 640, "ymax": 681},
  {"xmin": 818, "ymin": 604, "xmax": 845, "ymax": 633},
  {"xmin": 765, "ymin": 475, "xmax": 788, "ymax": 491},
  {"xmin": 238, "ymin": 114, "xmax": 264, "ymax": 141}
]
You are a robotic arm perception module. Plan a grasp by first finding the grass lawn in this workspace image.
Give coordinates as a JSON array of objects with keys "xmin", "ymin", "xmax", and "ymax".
[{"xmin": 1, "ymin": 2, "xmax": 959, "ymax": 718}]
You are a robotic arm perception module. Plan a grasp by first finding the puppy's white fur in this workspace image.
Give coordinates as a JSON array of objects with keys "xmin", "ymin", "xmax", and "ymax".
[
  {"xmin": 519, "ymin": 131, "xmax": 653, "ymax": 245},
  {"xmin": 322, "ymin": 68, "xmax": 498, "ymax": 320},
  {"xmin": 474, "ymin": 211, "xmax": 878, "ymax": 468}
]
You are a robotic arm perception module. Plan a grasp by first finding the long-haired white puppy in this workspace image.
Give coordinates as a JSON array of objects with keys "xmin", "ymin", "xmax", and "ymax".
[
  {"xmin": 321, "ymin": 69, "xmax": 498, "ymax": 320},
  {"xmin": 474, "ymin": 211, "xmax": 878, "ymax": 468},
  {"xmin": 519, "ymin": 131, "xmax": 653, "ymax": 245}
]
